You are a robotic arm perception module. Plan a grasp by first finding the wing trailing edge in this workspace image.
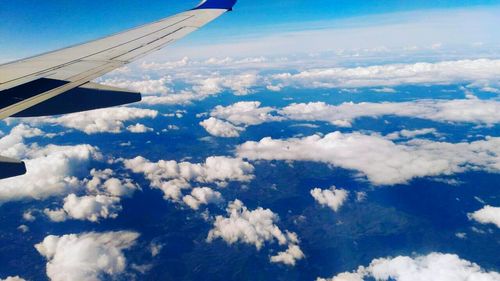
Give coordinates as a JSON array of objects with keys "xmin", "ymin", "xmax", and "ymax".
[{"xmin": 0, "ymin": 156, "xmax": 27, "ymax": 180}]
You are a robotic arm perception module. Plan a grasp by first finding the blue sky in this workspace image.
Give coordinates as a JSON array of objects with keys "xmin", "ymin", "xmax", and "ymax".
[{"xmin": 1, "ymin": 0, "xmax": 500, "ymax": 61}]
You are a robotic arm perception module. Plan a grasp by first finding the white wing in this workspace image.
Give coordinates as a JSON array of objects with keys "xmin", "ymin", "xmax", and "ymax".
[{"xmin": 0, "ymin": 0, "xmax": 237, "ymax": 179}]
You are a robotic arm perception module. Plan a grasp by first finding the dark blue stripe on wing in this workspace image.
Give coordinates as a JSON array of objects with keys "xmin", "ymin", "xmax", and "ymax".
[{"xmin": 193, "ymin": 0, "xmax": 237, "ymax": 11}]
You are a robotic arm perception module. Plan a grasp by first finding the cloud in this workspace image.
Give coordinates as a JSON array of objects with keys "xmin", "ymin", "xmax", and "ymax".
[
  {"xmin": 207, "ymin": 200, "xmax": 304, "ymax": 266},
  {"xmin": 209, "ymin": 101, "xmax": 282, "ymax": 126},
  {"xmin": 237, "ymin": 132, "xmax": 500, "ymax": 185},
  {"xmin": 356, "ymin": 192, "xmax": 367, "ymax": 202},
  {"xmin": 203, "ymin": 98, "xmax": 499, "ymax": 137},
  {"xmin": 43, "ymin": 209, "xmax": 67, "ymax": 223},
  {"xmin": 85, "ymin": 169, "xmax": 139, "ymax": 197},
  {"xmin": 310, "ymin": 187, "xmax": 349, "ymax": 212},
  {"xmin": 0, "ymin": 124, "xmax": 43, "ymax": 158},
  {"xmin": 269, "ymin": 59, "xmax": 500, "ymax": 90},
  {"xmin": 23, "ymin": 107, "xmax": 158, "ymax": 134},
  {"xmin": 317, "ymin": 253, "xmax": 500, "ymax": 281},
  {"xmin": 17, "ymin": 225, "xmax": 29, "ymax": 233},
  {"xmin": 191, "ymin": 73, "xmax": 259, "ymax": 96},
  {"xmin": 386, "ymin": 128, "xmax": 439, "ymax": 140},
  {"xmin": 0, "ymin": 125, "xmax": 142, "ymax": 207},
  {"xmin": 372, "ymin": 87, "xmax": 397, "ymax": 93},
  {"xmin": 124, "ymin": 156, "xmax": 253, "ymax": 205},
  {"xmin": 127, "ymin": 123, "xmax": 154, "ymax": 133},
  {"xmin": 468, "ymin": 205, "xmax": 500, "ymax": 228},
  {"xmin": 182, "ymin": 187, "xmax": 224, "ymax": 210},
  {"xmin": 35, "ymin": 231, "xmax": 139, "ymax": 281},
  {"xmin": 149, "ymin": 242, "xmax": 163, "ymax": 257},
  {"xmin": 0, "ymin": 140, "xmax": 101, "ymax": 203},
  {"xmin": 199, "ymin": 117, "xmax": 244, "ymax": 138},
  {"xmin": 141, "ymin": 90, "xmax": 216, "ymax": 105},
  {"xmin": 102, "ymin": 56, "xmax": 500, "ymax": 110},
  {"xmin": 44, "ymin": 169, "xmax": 139, "ymax": 222},
  {"xmin": 200, "ymin": 102, "xmax": 284, "ymax": 137},
  {"xmin": 124, "ymin": 156, "xmax": 254, "ymax": 188},
  {"xmin": 45, "ymin": 194, "xmax": 122, "ymax": 222},
  {"xmin": 270, "ymin": 244, "xmax": 305, "ymax": 266},
  {"xmin": 0, "ymin": 277, "xmax": 26, "ymax": 281},
  {"xmin": 22, "ymin": 211, "xmax": 36, "ymax": 222},
  {"xmin": 100, "ymin": 77, "xmax": 172, "ymax": 95},
  {"xmin": 207, "ymin": 199, "xmax": 287, "ymax": 249},
  {"xmin": 280, "ymin": 99, "xmax": 500, "ymax": 127},
  {"xmin": 101, "ymin": 71, "xmax": 260, "ymax": 106}
]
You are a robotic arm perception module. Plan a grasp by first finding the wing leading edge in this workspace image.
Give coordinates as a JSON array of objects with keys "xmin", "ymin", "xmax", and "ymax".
[{"xmin": 0, "ymin": 0, "xmax": 237, "ymax": 179}]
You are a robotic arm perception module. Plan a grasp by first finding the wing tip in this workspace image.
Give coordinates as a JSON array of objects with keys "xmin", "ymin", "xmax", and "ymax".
[
  {"xmin": 193, "ymin": 0, "xmax": 237, "ymax": 11},
  {"xmin": 0, "ymin": 159, "xmax": 27, "ymax": 180}
]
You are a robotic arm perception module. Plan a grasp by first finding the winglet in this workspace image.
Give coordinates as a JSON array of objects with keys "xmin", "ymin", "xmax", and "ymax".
[
  {"xmin": 0, "ymin": 156, "xmax": 27, "ymax": 180},
  {"xmin": 193, "ymin": 0, "xmax": 237, "ymax": 11}
]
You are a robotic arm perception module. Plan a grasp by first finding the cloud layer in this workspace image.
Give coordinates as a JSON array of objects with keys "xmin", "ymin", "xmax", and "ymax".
[
  {"xmin": 280, "ymin": 99, "xmax": 500, "ymax": 127},
  {"xmin": 269, "ymin": 59, "xmax": 500, "ymax": 90},
  {"xmin": 237, "ymin": 132, "xmax": 500, "ymax": 185},
  {"xmin": 200, "ymin": 97, "xmax": 500, "ymax": 137}
]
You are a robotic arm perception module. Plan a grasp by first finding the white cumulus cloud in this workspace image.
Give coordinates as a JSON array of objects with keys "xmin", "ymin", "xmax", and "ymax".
[
  {"xmin": 200, "ymin": 101, "xmax": 284, "ymax": 137},
  {"xmin": 45, "ymin": 194, "xmax": 122, "ymax": 222},
  {"xmin": 207, "ymin": 199, "xmax": 288, "ymax": 249},
  {"xmin": 43, "ymin": 169, "xmax": 139, "ymax": 222},
  {"xmin": 310, "ymin": 187, "xmax": 349, "ymax": 212},
  {"xmin": 35, "ymin": 231, "xmax": 139, "ymax": 281},
  {"xmin": 85, "ymin": 169, "xmax": 138, "ymax": 197},
  {"xmin": 127, "ymin": 123, "xmax": 154, "ymax": 133},
  {"xmin": 468, "ymin": 205, "xmax": 500, "ymax": 228},
  {"xmin": 0, "ymin": 140, "xmax": 101, "ymax": 203},
  {"xmin": 209, "ymin": 101, "xmax": 282, "ymax": 126},
  {"xmin": 200, "ymin": 117, "xmax": 244, "ymax": 138},
  {"xmin": 207, "ymin": 200, "xmax": 304, "ymax": 266},
  {"xmin": 317, "ymin": 252, "xmax": 500, "ymax": 281},
  {"xmin": 270, "ymin": 244, "xmax": 305, "ymax": 266},
  {"xmin": 182, "ymin": 187, "xmax": 224, "ymax": 210}
]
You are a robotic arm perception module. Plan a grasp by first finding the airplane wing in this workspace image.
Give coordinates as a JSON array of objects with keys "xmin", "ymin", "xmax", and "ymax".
[{"xmin": 0, "ymin": 0, "xmax": 237, "ymax": 179}]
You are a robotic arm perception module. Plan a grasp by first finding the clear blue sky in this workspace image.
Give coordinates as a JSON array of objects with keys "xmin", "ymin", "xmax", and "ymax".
[{"xmin": 1, "ymin": 0, "xmax": 500, "ymax": 60}]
